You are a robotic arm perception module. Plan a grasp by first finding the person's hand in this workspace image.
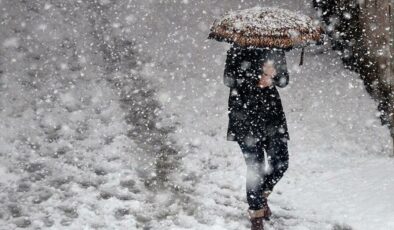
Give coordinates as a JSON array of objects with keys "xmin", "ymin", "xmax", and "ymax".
[
  {"xmin": 262, "ymin": 60, "xmax": 277, "ymax": 77},
  {"xmin": 257, "ymin": 74, "xmax": 273, "ymax": 88},
  {"xmin": 257, "ymin": 60, "xmax": 276, "ymax": 88}
]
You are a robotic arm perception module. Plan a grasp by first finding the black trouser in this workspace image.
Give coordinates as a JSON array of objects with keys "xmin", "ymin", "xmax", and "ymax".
[{"xmin": 237, "ymin": 135, "xmax": 289, "ymax": 210}]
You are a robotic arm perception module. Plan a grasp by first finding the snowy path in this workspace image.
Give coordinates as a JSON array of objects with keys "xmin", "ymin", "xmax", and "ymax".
[
  {"xmin": 146, "ymin": 2, "xmax": 394, "ymax": 230},
  {"xmin": 155, "ymin": 41, "xmax": 394, "ymax": 230},
  {"xmin": 154, "ymin": 43, "xmax": 394, "ymax": 230}
]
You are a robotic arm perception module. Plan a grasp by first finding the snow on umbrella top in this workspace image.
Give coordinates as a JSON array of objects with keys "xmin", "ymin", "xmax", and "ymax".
[{"xmin": 208, "ymin": 6, "xmax": 324, "ymax": 49}]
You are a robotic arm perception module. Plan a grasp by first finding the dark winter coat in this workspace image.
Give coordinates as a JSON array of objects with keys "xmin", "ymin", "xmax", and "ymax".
[{"xmin": 223, "ymin": 44, "xmax": 290, "ymax": 143}]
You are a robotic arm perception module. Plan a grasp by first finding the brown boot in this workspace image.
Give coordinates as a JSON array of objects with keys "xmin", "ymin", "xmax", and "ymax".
[
  {"xmin": 262, "ymin": 191, "xmax": 272, "ymax": 220},
  {"xmin": 248, "ymin": 209, "xmax": 265, "ymax": 230}
]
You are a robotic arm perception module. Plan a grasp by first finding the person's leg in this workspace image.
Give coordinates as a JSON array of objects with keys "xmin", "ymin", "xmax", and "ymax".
[
  {"xmin": 262, "ymin": 135, "xmax": 289, "ymax": 193},
  {"xmin": 237, "ymin": 139, "xmax": 266, "ymax": 211}
]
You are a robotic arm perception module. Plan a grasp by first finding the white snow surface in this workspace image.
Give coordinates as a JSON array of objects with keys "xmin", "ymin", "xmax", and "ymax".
[{"xmin": 0, "ymin": 0, "xmax": 393, "ymax": 230}]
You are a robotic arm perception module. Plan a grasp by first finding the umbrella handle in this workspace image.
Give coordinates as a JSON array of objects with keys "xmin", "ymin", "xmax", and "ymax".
[{"xmin": 299, "ymin": 47, "xmax": 304, "ymax": 66}]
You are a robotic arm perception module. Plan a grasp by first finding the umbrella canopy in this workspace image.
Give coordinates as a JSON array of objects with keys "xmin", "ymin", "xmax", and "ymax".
[{"xmin": 208, "ymin": 6, "xmax": 324, "ymax": 49}]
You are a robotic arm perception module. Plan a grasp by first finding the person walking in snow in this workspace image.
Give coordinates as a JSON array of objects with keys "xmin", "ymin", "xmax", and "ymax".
[{"xmin": 223, "ymin": 43, "xmax": 290, "ymax": 230}]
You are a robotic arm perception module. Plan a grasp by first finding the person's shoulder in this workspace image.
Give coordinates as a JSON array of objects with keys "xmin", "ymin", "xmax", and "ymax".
[{"xmin": 227, "ymin": 44, "xmax": 249, "ymax": 59}]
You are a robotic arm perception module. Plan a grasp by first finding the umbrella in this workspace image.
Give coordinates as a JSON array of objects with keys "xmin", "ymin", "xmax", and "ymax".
[{"xmin": 207, "ymin": 6, "xmax": 325, "ymax": 65}]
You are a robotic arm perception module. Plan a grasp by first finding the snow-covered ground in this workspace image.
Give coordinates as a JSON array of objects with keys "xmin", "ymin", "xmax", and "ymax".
[
  {"xmin": 0, "ymin": 0, "xmax": 393, "ymax": 229},
  {"xmin": 139, "ymin": 1, "xmax": 394, "ymax": 230}
]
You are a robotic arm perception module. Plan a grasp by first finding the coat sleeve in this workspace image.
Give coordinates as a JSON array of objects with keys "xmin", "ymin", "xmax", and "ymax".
[
  {"xmin": 272, "ymin": 50, "xmax": 290, "ymax": 88},
  {"xmin": 223, "ymin": 47, "xmax": 244, "ymax": 88}
]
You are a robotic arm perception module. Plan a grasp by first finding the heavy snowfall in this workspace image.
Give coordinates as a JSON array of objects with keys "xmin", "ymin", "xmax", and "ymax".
[{"xmin": 0, "ymin": 0, "xmax": 393, "ymax": 229}]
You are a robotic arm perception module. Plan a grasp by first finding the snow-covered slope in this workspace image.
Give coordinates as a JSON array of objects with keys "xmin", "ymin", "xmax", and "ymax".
[{"xmin": 0, "ymin": 0, "xmax": 393, "ymax": 229}]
